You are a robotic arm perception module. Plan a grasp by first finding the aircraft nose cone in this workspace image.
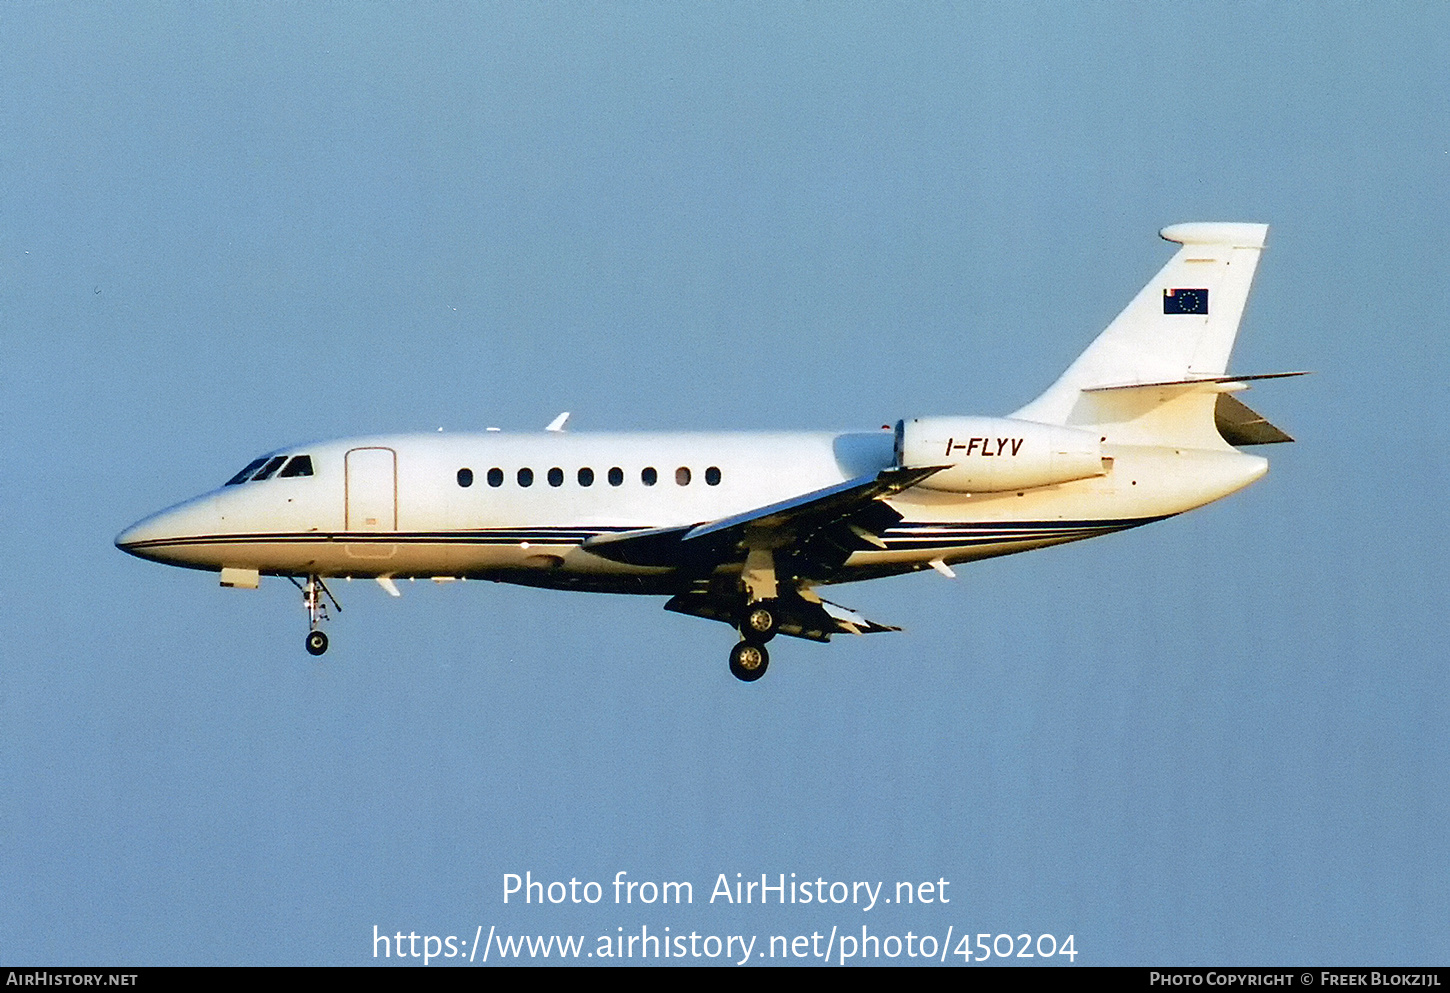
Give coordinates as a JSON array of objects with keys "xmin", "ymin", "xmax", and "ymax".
[
  {"xmin": 115, "ymin": 511, "xmax": 175, "ymax": 560},
  {"xmin": 115, "ymin": 496, "xmax": 219, "ymax": 564},
  {"xmin": 114, "ymin": 522, "xmax": 140, "ymax": 552}
]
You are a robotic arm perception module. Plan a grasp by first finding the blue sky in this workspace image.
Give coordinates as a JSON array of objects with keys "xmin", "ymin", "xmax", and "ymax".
[{"xmin": 3, "ymin": 3, "xmax": 1447, "ymax": 965}]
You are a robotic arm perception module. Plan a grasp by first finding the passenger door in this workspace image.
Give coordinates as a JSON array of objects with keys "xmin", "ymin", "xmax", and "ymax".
[{"xmin": 344, "ymin": 447, "xmax": 397, "ymax": 558}]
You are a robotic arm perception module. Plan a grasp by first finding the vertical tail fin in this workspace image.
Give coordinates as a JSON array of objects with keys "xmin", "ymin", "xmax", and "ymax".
[{"xmin": 1012, "ymin": 223, "xmax": 1269, "ymax": 434}]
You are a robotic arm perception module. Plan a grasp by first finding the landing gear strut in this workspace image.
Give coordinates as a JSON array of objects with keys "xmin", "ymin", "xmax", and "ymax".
[
  {"xmin": 728, "ymin": 544, "xmax": 781, "ymax": 681},
  {"xmin": 289, "ymin": 574, "xmax": 340, "ymax": 656},
  {"xmin": 729, "ymin": 640, "xmax": 770, "ymax": 682}
]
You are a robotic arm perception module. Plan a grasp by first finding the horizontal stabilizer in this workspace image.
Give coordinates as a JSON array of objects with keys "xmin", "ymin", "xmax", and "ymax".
[
  {"xmin": 1084, "ymin": 371, "xmax": 1310, "ymax": 392},
  {"xmin": 1038, "ymin": 371, "xmax": 1305, "ymax": 449},
  {"xmin": 1215, "ymin": 393, "xmax": 1294, "ymax": 445}
]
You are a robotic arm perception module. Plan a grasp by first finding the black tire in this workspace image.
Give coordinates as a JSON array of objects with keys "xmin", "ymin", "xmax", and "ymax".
[
  {"xmin": 305, "ymin": 630, "xmax": 329, "ymax": 656},
  {"xmin": 739, "ymin": 601, "xmax": 780, "ymax": 643},
  {"xmin": 728, "ymin": 640, "xmax": 769, "ymax": 682}
]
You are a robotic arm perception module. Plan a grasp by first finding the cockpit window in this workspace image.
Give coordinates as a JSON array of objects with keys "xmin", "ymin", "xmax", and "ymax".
[
  {"xmin": 250, "ymin": 456, "xmax": 288, "ymax": 482},
  {"xmin": 225, "ymin": 458, "xmax": 269, "ymax": 486},
  {"xmin": 278, "ymin": 455, "xmax": 314, "ymax": 478}
]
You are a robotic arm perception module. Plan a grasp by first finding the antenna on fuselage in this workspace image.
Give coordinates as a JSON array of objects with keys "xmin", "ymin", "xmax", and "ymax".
[{"xmin": 545, "ymin": 412, "xmax": 570, "ymax": 432}]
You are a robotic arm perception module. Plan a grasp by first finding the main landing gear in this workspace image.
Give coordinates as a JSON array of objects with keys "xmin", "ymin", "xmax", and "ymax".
[
  {"xmin": 729, "ymin": 639, "xmax": 770, "ymax": 682},
  {"xmin": 289, "ymin": 574, "xmax": 341, "ymax": 656},
  {"xmin": 729, "ymin": 597, "xmax": 779, "ymax": 682},
  {"xmin": 740, "ymin": 600, "xmax": 780, "ymax": 642},
  {"xmin": 729, "ymin": 546, "xmax": 784, "ymax": 683}
]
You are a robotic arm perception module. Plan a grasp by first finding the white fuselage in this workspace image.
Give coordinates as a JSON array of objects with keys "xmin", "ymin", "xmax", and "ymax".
[
  {"xmin": 115, "ymin": 428, "xmax": 1266, "ymax": 592},
  {"xmin": 113, "ymin": 222, "xmax": 1289, "ymax": 673}
]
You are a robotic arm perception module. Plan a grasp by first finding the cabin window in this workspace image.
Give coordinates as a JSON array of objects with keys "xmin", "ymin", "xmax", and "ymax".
[
  {"xmin": 705, "ymin": 466, "xmax": 721, "ymax": 486},
  {"xmin": 548, "ymin": 467, "xmax": 564, "ymax": 487},
  {"xmin": 487, "ymin": 467, "xmax": 504, "ymax": 487},
  {"xmin": 676, "ymin": 466, "xmax": 691, "ymax": 486},
  {"xmin": 250, "ymin": 455, "xmax": 288, "ymax": 482},
  {"xmin": 578, "ymin": 467, "xmax": 594, "ymax": 487},
  {"xmin": 457, "ymin": 468, "xmax": 473, "ymax": 487},
  {"xmin": 608, "ymin": 467, "xmax": 624, "ymax": 486},
  {"xmin": 517, "ymin": 467, "xmax": 534, "ymax": 487},
  {"xmin": 279, "ymin": 455, "xmax": 314, "ymax": 478},
  {"xmin": 225, "ymin": 457, "xmax": 269, "ymax": 486},
  {"xmin": 641, "ymin": 467, "xmax": 657, "ymax": 486}
]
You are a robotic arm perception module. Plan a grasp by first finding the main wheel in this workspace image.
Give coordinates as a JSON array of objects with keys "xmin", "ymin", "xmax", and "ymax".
[
  {"xmin": 728, "ymin": 640, "xmax": 770, "ymax": 682},
  {"xmin": 305, "ymin": 630, "xmax": 329, "ymax": 656},
  {"xmin": 739, "ymin": 600, "xmax": 780, "ymax": 642}
]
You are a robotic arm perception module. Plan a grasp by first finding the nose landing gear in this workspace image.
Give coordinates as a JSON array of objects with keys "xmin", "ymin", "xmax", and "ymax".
[{"xmin": 289, "ymin": 574, "xmax": 341, "ymax": 656}]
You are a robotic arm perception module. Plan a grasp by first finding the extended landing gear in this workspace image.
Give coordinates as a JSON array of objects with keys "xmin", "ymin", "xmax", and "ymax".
[
  {"xmin": 730, "ymin": 601, "xmax": 776, "ymax": 680},
  {"xmin": 729, "ymin": 640, "xmax": 770, "ymax": 682},
  {"xmin": 728, "ymin": 545, "xmax": 782, "ymax": 681},
  {"xmin": 739, "ymin": 599, "xmax": 780, "ymax": 643},
  {"xmin": 728, "ymin": 599, "xmax": 778, "ymax": 682},
  {"xmin": 290, "ymin": 574, "xmax": 340, "ymax": 657}
]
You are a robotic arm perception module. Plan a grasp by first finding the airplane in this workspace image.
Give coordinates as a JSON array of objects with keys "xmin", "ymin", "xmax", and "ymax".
[{"xmin": 116, "ymin": 222, "xmax": 1300, "ymax": 682}]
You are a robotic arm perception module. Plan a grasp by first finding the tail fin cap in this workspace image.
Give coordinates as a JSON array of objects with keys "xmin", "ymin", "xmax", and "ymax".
[{"xmin": 1160, "ymin": 222, "xmax": 1268, "ymax": 249}]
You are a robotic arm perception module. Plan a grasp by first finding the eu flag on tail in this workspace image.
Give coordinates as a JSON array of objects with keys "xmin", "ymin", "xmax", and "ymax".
[{"xmin": 1164, "ymin": 288, "xmax": 1208, "ymax": 314}]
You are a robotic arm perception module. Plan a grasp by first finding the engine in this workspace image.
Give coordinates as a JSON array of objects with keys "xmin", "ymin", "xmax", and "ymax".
[{"xmin": 895, "ymin": 416, "xmax": 1107, "ymax": 493}]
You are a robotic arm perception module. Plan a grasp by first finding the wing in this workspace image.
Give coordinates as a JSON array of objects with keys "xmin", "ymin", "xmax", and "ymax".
[
  {"xmin": 579, "ymin": 465, "xmax": 943, "ymax": 574},
  {"xmin": 581, "ymin": 464, "xmax": 943, "ymax": 642}
]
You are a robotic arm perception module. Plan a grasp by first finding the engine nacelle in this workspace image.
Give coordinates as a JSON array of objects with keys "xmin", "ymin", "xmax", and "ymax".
[{"xmin": 895, "ymin": 416, "xmax": 1107, "ymax": 493}]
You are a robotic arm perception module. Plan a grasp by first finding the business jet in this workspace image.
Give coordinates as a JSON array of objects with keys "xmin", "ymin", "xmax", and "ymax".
[{"xmin": 116, "ymin": 222, "xmax": 1299, "ymax": 681}]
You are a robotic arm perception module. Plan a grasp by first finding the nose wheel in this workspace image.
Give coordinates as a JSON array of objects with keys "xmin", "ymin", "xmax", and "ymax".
[{"xmin": 290, "ymin": 574, "xmax": 341, "ymax": 657}]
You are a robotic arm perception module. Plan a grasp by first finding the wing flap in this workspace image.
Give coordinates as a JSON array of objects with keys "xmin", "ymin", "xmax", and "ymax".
[
  {"xmin": 819, "ymin": 598, "xmax": 902, "ymax": 636},
  {"xmin": 664, "ymin": 591, "xmax": 899, "ymax": 642}
]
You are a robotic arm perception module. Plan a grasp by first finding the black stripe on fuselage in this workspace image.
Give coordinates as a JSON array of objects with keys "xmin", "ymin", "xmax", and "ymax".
[
  {"xmin": 879, "ymin": 516, "xmax": 1168, "ymax": 549},
  {"xmin": 119, "ymin": 516, "xmax": 1169, "ymax": 554},
  {"xmin": 119, "ymin": 526, "xmax": 637, "ymax": 550}
]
